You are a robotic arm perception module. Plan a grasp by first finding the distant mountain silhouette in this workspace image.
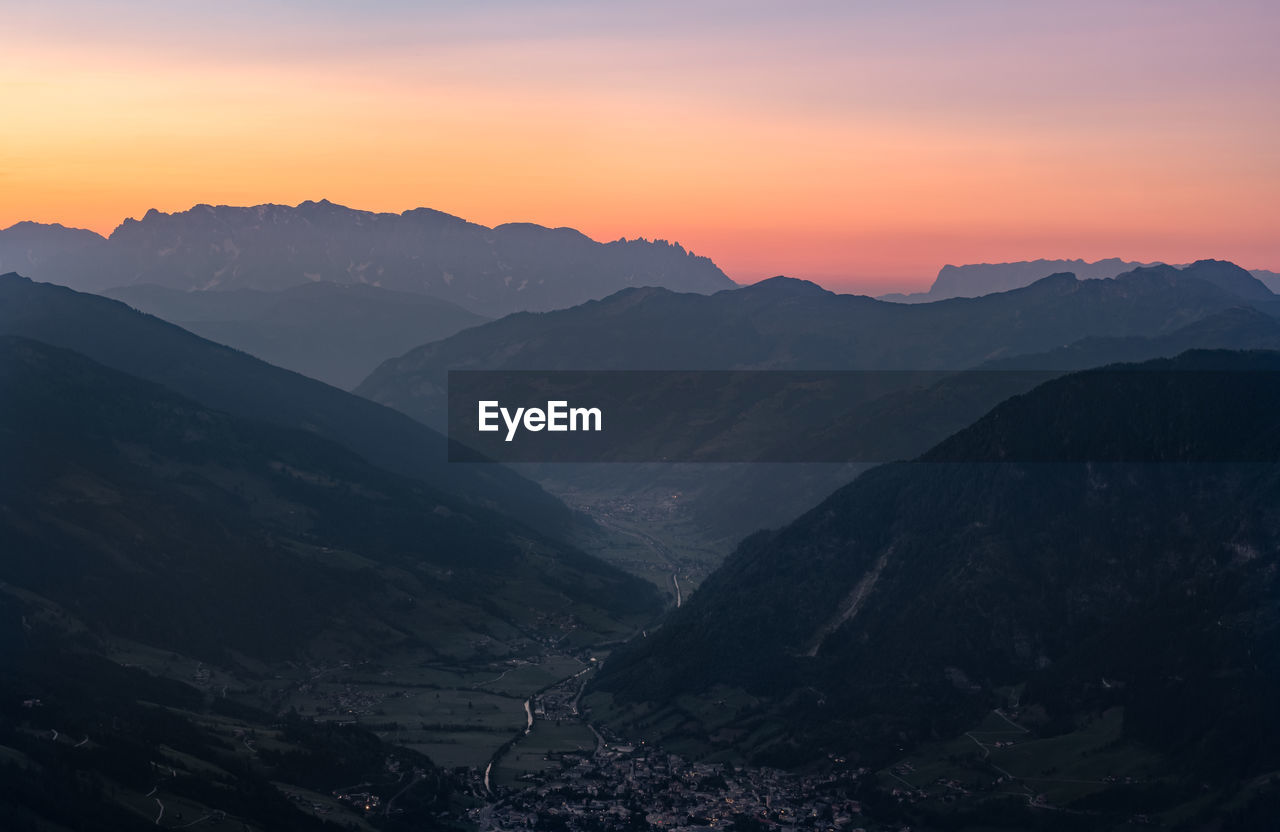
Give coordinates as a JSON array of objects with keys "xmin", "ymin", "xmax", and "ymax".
[
  {"xmin": 0, "ymin": 273, "xmax": 569, "ymax": 534},
  {"xmin": 1251, "ymin": 267, "xmax": 1280, "ymax": 293},
  {"xmin": 878, "ymin": 257, "xmax": 1158, "ymax": 302},
  {"xmin": 0, "ymin": 220, "xmax": 110, "ymax": 279},
  {"xmin": 880, "ymin": 257, "xmax": 1280, "ymax": 303},
  {"xmin": 0, "ymin": 201, "xmax": 734, "ymax": 316},
  {"xmin": 104, "ymin": 282, "xmax": 488, "ymax": 389}
]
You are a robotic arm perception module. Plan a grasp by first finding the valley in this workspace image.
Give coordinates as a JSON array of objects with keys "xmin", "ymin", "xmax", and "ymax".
[
  {"xmin": 555, "ymin": 489, "xmax": 721, "ymax": 605},
  {"xmin": 2, "ymin": 609, "xmax": 616, "ymax": 829}
]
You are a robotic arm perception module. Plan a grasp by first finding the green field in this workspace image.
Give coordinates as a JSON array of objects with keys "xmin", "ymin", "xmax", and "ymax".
[
  {"xmin": 491, "ymin": 721, "xmax": 600, "ymax": 788},
  {"xmin": 263, "ymin": 655, "xmax": 590, "ymax": 773},
  {"xmin": 583, "ymin": 685, "xmax": 765, "ymax": 764},
  {"xmin": 877, "ymin": 707, "xmax": 1167, "ymax": 810},
  {"xmin": 96, "ymin": 610, "xmax": 600, "ymax": 778}
]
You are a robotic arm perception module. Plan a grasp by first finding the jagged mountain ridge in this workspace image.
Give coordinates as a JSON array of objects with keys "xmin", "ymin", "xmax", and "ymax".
[{"xmin": 0, "ymin": 201, "xmax": 735, "ymax": 316}]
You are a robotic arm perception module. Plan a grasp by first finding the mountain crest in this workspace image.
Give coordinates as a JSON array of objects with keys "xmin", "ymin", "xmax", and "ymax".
[
  {"xmin": 745, "ymin": 275, "xmax": 832, "ymax": 296},
  {"xmin": 1, "ymin": 201, "xmax": 735, "ymax": 314},
  {"xmin": 1116, "ymin": 258, "xmax": 1272, "ymax": 300}
]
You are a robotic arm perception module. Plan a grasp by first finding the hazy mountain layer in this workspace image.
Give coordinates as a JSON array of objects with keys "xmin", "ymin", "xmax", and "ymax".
[
  {"xmin": 104, "ymin": 282, "xmax": 488, "ymax": 389},
  {"xmin": 0, "ymin": 201, "xmax": 734, "ymax": 316},
  {"xmin": 1250, "ymin": 267, "xmax": 1280, "ymax": 293},
  {"xmin": 880, "ymin": 257, "xmax": 1279, "ymax": 303}
]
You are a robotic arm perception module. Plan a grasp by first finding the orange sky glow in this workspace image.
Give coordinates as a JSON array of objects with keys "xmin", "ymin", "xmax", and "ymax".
[{"xmin": 3, "ymin": 2, "xmax": 1277, "ymax": 293}]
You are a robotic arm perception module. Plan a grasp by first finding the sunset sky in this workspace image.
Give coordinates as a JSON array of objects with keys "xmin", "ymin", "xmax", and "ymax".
[{"xmin": 4, "ymin": 1, "xmax": 1278, "ymax": 292}]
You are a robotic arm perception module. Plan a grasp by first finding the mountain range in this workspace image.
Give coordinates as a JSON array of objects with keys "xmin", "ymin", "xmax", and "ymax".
[
  {"xmin": 0, "ymin": 201, "xmax": 735, "ymax": 316},
  {"xmin": 356, "ymin": 260, "xmax": 1277, "ymax": 547},
  {"xmin": 879, "ymin": 257, "xmax": 1280, "ymax": 303},
  {"xmin": 361, "ymin": 260, "xmax": 1271, "ymax": 395}
]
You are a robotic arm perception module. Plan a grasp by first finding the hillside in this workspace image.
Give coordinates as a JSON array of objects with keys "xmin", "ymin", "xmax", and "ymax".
[
  {"xmin": 0, "ymin": 336, "xmax": 662, "ymax": 829},
  {"xmin": 0, "ymin": 273, "xmax": 567, "ymax": 535},
  {"xmin": 0, "ymin": 336, "xmax": 659, "ymax": 660},
  {"xmin": 591, "ymin": 350, "xmax": 1280, "ymax": 824}
]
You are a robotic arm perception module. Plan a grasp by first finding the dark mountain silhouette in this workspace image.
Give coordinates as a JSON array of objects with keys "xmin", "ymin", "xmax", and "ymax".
[
  {"xmin": 0, "ymin": 273, "xmax": 568, "ymax": 534},
  {"xmin": 983, "ymin": 305, "xmax": 1280, "ymax": 371},
  {"xmin": 790, "ymin": 305, "xmax": 1280, "ymax": 463},
  {"xmin": 880, "ymin": 257, "xmax": 1279, "ymax": 303},
  {"xmin": 0, "ymin": 336, "xmax": 658, "ymax": 661},
  {"xmin": 594, "ymin": 351, "xmax": 1280, "ymax": 807},
  {"xmin": 361, "ymin": 261, "xmax": 1270, "ymax": 424},
  {"xmin": 0, "ymin": 201, "xmax": 734, "ymax": 316},
  {"xmin": 104, "ymin": 282, "xmax": 488, "ymax": 389}
]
